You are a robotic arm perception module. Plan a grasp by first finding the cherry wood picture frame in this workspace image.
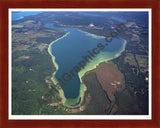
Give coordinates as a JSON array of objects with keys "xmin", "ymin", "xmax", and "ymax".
[{"xmin": 0, "ymin": 0, "xmax": 160, "ymax": 128}]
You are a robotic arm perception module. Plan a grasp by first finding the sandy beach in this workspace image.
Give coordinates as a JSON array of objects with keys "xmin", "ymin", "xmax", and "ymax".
[
  {"xmin": 48, "ymin": 32, "xmax": 70, "ymax": 106},
  {"xmin": 78, "ymin": 29, "xmax": 105, "ymax": 39}
]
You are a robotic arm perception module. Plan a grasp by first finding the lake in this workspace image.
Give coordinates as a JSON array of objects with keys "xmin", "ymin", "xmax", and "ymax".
[
  {"xmin": 45, "ymin": 23, "xmax": 126, "ymax": 106},
  {"xmin": 12, "ymin": 11, "xmax": 126, "ymax": 106}
]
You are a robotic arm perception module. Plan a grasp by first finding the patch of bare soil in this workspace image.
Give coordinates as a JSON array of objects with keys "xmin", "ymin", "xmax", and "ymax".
[
  {"xmin": 13, "ymin": 45, "xmax": 29, "ymax": 52},
  {"xmin": 94, "ymin": 62, "xmax": 124, "ymax": 102},
  {"xmin": 15, "ymin": 55, "xmax": 30, "ymax": 61},
  {"xmin": 37, "ymin": 43, "xmax": 48, "ymax": 52}
]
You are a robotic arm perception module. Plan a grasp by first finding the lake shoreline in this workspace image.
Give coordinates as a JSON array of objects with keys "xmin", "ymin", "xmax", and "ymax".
[
  {"xmin": 78, "ymin": 29, "xmax": 105, "ymax": 39},
  {"xmin": 47, "ymin": 25, "xmax": 127, "ymax": 109},
  {"xmin": 79, "ymin": 39, "xmax": 127, "ymax": 98},
  {"xmin": 48, "ymin": 32, "xmax": 70, "ymax": 105},
  {"xmin": 48, "ymin": 32, "xmax": 87, "ymax": 109}
]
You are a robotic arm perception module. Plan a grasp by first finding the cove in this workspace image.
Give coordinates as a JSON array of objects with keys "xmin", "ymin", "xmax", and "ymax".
[{"xmin": 46, "ymin": 23, "xmax": 126, "ymax": 107}]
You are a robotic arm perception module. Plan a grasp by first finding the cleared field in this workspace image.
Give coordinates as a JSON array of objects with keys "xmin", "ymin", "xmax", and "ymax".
[
  {"xmin": 136, "ymin": 55, "xmax": 148, "ymax": 72},
  {"xmin": 12, "ymin": 45, "xmax": 29, "ymax": 52},
  {"xmin": 124, "ymin": 53, "xmax": 137, "ymax": 66},
  {"xmin": 12, "ymin": 25, "xmax": 24, "ymax": 28},
  {"xmin": 95, "ymin": 62, "xmax": 124, "ymax": 102}
]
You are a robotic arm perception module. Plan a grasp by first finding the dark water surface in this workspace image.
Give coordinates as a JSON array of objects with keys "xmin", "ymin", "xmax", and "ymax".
[
  {"xmin": 12, "ymin": 11, "xmax": 126, "ymax": 106},
  {"xmin": 45, "ymin": 23, "xmax": 125, "ymax": 102}
]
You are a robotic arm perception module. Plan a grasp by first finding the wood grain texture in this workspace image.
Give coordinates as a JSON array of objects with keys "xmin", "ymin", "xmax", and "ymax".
[{"xmin": 0, "ymin": 0, "xmax": 160, "ymax": 127}]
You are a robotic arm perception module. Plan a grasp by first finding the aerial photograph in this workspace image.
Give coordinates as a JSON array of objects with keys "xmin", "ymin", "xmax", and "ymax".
[{"xmin": 10, "ymin": 10, "xmax": 150, "ymax": 116}]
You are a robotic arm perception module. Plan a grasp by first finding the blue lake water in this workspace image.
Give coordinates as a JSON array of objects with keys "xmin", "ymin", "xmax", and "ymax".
[
  {"xmin": 45, "ymin": 23, "xmax": 125, "ymax": 105},
  {"xmin": 12, "ymin": 11, "xmax": 126, "ymax": 106},
  {"xmin": 12, "ymin": 11, "xmax": 42, "ymax": 21}
]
